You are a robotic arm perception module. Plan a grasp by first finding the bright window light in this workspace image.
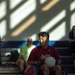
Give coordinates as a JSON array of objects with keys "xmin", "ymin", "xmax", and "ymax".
[
  {"xmin": 0, "ymin": 20, "xmax": 6, "ymax": 38},
  {"xmin": 70, "ymin": 12, "xmax": 75, "ymax": 29},
  {"xmin": 31, "ymin": 34, "xmax": 37, "ymax": 41},
  {"xmin": 50, "ymin": 22, "xmax": 66, "ymax": 40},
  {"xmin": 0, "ymin": 1, "xmax": 6, "ymax": 19},
  {"xmin": 11, "ymin": 15, "xmax": 36, "ymax": 37},
  {"xmin": 40, "ymin": 10, "xmax": 66, "ymax": 31},
  {"xmin": 70, "ymin": 0, "xmax": 75, "ymax": 11},
  {"xmin": 10, "ymin": 0, "xmax": 36, "ymax": 29},
  {"xmin": 40, "ymin": 0, "xmax": 47, "ymax": 4},
  {"xmin": 10, "ymin": 0, "xmax": 22, "ymax": 9}
]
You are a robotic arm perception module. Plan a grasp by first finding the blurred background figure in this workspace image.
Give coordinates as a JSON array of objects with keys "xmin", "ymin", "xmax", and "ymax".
[
  {"xmin": 69, "ymin": 25, "xmax": 75, "ymax": 54},
  {"xmin": 69, "ymin": 25, "xmax": 75, "ymax": 73},
  {"xmin": 17, "ymin": 37, "xmax": 36, "ymax": 74},
  {"xmin": 69, "ymin": 25, "xmax": 75, "ymax": 40}
]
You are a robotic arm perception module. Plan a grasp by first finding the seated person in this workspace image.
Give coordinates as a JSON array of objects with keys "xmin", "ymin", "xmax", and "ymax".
[
  {"xmin": 16, "ymin": 37, "xmax": 36, "ymax": 73},
  {"xmin": 26, "ymin": 32, "xmax": 62, "ymax": 75},
  {"xmin": 69, "ymin": 25, "xmax": 75, "ymax": 39},
  {"xmin": 69, "ymin": 25, "xmax": 75, "ymax": 54},
  {"xmin": 69, "ymin": 25, "xmax": 75, "ymax": 72}
]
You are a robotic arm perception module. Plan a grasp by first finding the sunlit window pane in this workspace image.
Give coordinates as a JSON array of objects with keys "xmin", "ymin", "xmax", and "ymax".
[
  {"xmin": 10, "ymin": 0, "xmax": 22, "ymax": 9},
  {"xmin": 0, "ymin": 20, "xmax": 6, "ymax": 38},
  {"xmin": 40, "ymin": 10, "xmax": 66, "ymax": 31},
  {"xmin": 40, "ymin": 0, "xmax": 47, "ymax": 4},
  {"xmin": 10, "ymin": 0, "xmax": 36, "ymax": 29},
  {"xmin": 70, "ymin": 12, "xmax": 75, "ymax": 29},
  {"xmin": 70, "ymin": 0, "xmax": 75, "ymax": 11},
  {"xmin": 0, "ymin": 1, "xmax": 6, "ymax": 19},
  {"xmin": 50, "ymin": 22, "xmax": 66, "ymax": 40}
]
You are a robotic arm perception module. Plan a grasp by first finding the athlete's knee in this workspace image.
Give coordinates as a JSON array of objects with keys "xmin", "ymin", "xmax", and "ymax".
[
  {"xmin": 40, "ymin": 64, "xmax": 49, "ymax": 71},
  {"xmin": 54, "ymin": 65, "xmax": 62, "ymax": 72}
]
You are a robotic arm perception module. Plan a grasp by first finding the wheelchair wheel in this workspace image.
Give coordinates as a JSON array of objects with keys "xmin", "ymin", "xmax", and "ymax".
[
  {"xmin": 34, "ymin": 63, "xmax": 68, "ymax": 75},
  {"xmin": 61, "ymin": 65, "xmax": 68, "ymax": 75}
]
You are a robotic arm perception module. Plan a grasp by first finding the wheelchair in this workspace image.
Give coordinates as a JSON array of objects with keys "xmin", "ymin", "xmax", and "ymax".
[{"xmin": 35, "ymin": 64, "xmax": 68, "ymax": 75}]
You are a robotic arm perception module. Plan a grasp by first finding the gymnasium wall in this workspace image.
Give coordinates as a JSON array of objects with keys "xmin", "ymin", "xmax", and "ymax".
[{"xmin": 0, "ymin": 0, "xmax": 75, "ymax": 41}]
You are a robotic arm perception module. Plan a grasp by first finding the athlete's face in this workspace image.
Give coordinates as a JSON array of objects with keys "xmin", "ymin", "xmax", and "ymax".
[{"xmin": 39, "ymin": 36, "xmax": 49, "ymax": 47}]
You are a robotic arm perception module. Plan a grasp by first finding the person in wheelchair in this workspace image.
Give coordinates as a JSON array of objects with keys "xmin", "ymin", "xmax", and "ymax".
[{"xmin": 26, "ymin": 32, "xmax": 62, "ymax": 75}]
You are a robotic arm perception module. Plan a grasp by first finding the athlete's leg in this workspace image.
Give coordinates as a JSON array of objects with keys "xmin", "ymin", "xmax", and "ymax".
[
  {"xmin": 40, "ymin": 64, "xmax": 50, "ymax": 75},
  {"xmin": 17, "ymin": 59, "xmax": 25, "ymax": 72},
  {"xmin": 53, "ymin": 65, "xmax": 62, "ymax": 75}
]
